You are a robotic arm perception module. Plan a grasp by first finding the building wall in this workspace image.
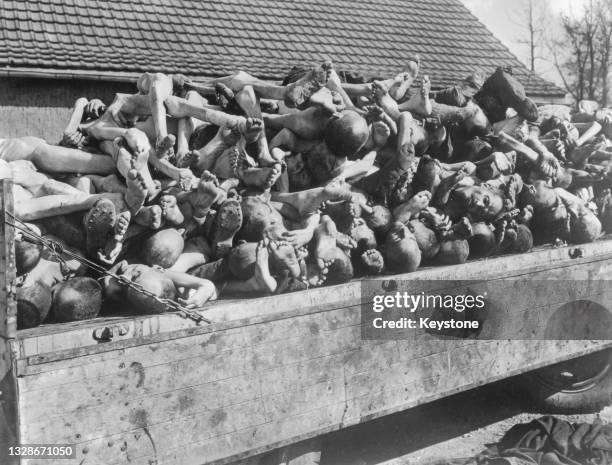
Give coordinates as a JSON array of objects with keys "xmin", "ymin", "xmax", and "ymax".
[{"xmin": 0, "ymin": 77, "xmax": 135, "ymax": 141}]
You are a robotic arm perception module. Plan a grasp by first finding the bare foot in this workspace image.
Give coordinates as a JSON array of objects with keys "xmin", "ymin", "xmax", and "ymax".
[
  {"xmin": 154, "ymin": 134, "xmax": 176, "ymax": 161},
  {"xmin": 364, "ymin": 104, "xmax": 386, "ymax": 123},
  {"xmin": 364, "ymin": 105, "xmax": 398, "ymax": 136},
  {"xmin": 309, "ymin": 88, "xmax": 345, "ymax": 115},
  {"xmin": 160, "ymin": 194, "xmax": 185, "ymax": 226},
  {"xmin": 313, "ymin": 215, "xmax": 339, "ymax": 271},
  {"xmin": 211, "ymin": 198, "xmax": 243, "ymax": 258},
  {"xmin": 387, "ymin": 67, "xmax": 419, "ymax": 101},
  {"xmin": 125, "ymin": 169, "xmax": 148, "ymax": 214},
  {"xmin": 281, "ymin": 227, "xmax": 314, "ymax": 248},
  {"xmin": 336, "ymin": 232, "xmax": 357, "ymax": 252},
  {"xmin": 306, "ymin": 262, "xmax": 328, "ymax": 287},
  {"xmin": 215, "ymin": 83, "xmax": 240, "ymax": 113},
  {"xmin": 236, "ymin": 157, "xmax": 282, "ymax": 191},
  {"xmin": 393, "ymin": 190, "xmax": 432, "ymax": 224},
  {"xmin": 245, "ymin": 240, "xmax": 277, "ymax": 293},
  {"xmin": 321, "ymin": 200, "xmax": 354, "ymax": 232},
  {"xmin": 371, "ymin": 120, "xmax": 391, "ymax": 147},
  {"xmin": 188, "ymin": 171, "xmax": 227, "ymax": 219},
  {"xmin": 268, "ymin": 240, "xmax": 301, "ymax": 279},
  {"xmin": 445, "ymin": 216, "xmax": 473, "ymax": 240},
  {"xmin": 98, "ymin": 210, "xmax": 131, "ymax": 264},
  {"xmin": 134, "ymin": 205, "xmax": 163, "ymax": 229},
  {"xmin": 323, "ymin": 178, "xmax": 354, "ymax": 200},
  {"xmin": 84, "ymin": 198, "xmax": 116, "ymax": 256},
  {"xmin": 176, "ymin": 150, "xmax": 200, "ymax": 169},
  {"xmin": 371, "ymin": 80, "xmax": 401, "ymax": 121},
  {"xmin": 398, "ymin": 75, "xmax": 432, "ymax": 116},
  {"xmin": 284, "ymin": 61, "xmax": 332, "ymax": 108},
  {"xmin": 235, "ymin": 117, "xmax": 265, "ymax": 143},
  {"xmin": 360, "ymin": 249, "xmax": 384, "ymax": 275}
]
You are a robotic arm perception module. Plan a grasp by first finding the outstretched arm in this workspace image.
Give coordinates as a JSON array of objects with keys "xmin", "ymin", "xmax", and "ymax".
[
  {"xmin": 163, "ymin": 270, "xmax": 219, "ymax": 308},
  {"xmin": 61, "ymin": 97, "xmax": 89, "ymax": 146}
]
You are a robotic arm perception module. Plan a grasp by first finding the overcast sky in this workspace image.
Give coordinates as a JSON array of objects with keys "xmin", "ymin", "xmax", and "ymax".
[{"xmin": 460, "ymin": 0, "xmax": 590, "ymax": 85}]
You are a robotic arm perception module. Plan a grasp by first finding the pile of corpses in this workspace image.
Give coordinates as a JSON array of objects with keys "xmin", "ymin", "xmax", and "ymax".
[{"xmin": 5, "ymin": 60, "xmax": 612, "ymax": 329}]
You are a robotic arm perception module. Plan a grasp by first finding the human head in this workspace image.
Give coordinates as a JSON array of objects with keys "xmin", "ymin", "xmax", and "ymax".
[
  {"xmin": 349, "ymin": 218, "xmax": 377, "ymax": 253},
  {"xmin": 53, "ymin": 277, "xmax": 103, "ymax": 322},
  {"xmin": 228, "ymin": 241, "xmax": 258, "ymax": 280},
  {"xmin": 468, "ymin": 222, "xmax": 496, "ymax": 258},
  {"xmin": 364, "ymin": 204, "xmax": 393, "ymax": 236},
  {"xmin": 141, "ymin": 229, "xmax": 185, "ymax": 269},
  {"xmin": 286, "ymin": 153, "xmax": 314, "ymax": 191},
  {"xmin": 323, "ymin": 110, "xmax": 369, "ymax": 159},
  {"xmin": 507, "ymin": 224, "xmax": 533, "ymax": 253},
  {"xmin": 306, "ymin": 142, "xmax": 343, "ymax": 185},
  {"xmin": 450, "ymin": 185, "xmax": 504, "ymax": 222},
  {"xmin": 15, "ymin": 238, "xmax": 42, "ymax": 276},
  {"xmin": 458, "ymin": 138, "xmax": 493, "ymax": 162},
  {"xmin": 239, "ymin": 196, "xmax": 282, "ymax": 241},
  {"xmin": 570, "ymin": 210, "xmax": 602, "ymax": 244},
  {"xmin": 325, "ymin": 247, "xmax": 354, "ymax": 284},
  {"xmin": 436, "ymin": 239, "xmax": 470, "ymax": 265},
  {"xmin": 384, "ymin": 222, "xmax": 421, "ymax": 273},
  {"xmin": 17, "ymin": 281, "xmax": 52, "ymax": 329},
  {"xmin": 519, "ymin": 180, "xmax": 557, "ymax": 209}
]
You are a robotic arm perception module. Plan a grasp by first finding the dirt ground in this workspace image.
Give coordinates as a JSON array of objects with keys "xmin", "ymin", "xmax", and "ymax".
[{"xmin": 320, "ymin": 377, "xmax": 612, "ymax": 465}]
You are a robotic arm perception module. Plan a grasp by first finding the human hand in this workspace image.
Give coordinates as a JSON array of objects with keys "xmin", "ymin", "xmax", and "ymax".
[
  {"xmin": 538, "ymin": 151, "xmax": 560, "ymax": 178},
  {"xmin": 178, "ymin": 282, "xmax": 216, "ymax": 308},
  {"xmin": 84, "ymin": 99, "xmax": 107, "ymax": 119}
]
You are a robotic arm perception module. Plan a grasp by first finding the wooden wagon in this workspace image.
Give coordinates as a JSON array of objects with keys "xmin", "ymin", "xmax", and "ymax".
[{"xmin": 1, "ymin": 179, "xmax": 611, "ymax": 465}]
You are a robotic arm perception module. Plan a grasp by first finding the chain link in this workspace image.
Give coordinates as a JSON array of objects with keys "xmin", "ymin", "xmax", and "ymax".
[{"xmin": 6, "ymin": 213, "xmax": 211, "ymax": 325}]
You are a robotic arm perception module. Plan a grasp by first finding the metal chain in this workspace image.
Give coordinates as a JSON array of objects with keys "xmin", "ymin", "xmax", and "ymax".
[{"xmin": 6, "ymin": 213, "xmax": 211, "ymax": 325}]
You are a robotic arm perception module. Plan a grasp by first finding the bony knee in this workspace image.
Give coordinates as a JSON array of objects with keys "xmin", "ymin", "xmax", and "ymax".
[
  {"xmin": 75, "ymin": 97, "xmax": 89, "ymax": 107},
  {"xmin": 164, "ymin": 96, "xmax": 181, "ymax": 115},
  {"xmin": 124, "ymin": 128, "xmax": 151, "ymax": 159},
  {"xmin": 184, "ymin": 90, "xmax": 201, "ymax": 101}
]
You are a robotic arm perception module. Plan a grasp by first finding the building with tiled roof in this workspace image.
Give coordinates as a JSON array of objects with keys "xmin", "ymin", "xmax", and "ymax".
[{"xmin": 0, "ymin": 0, "xmax": 566, "ymax": 140}]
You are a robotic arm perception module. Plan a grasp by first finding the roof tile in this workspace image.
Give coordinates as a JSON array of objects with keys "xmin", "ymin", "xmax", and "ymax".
[{"xmin": 0, "ymin": 0, "xmax": 564, "ymax": 96}]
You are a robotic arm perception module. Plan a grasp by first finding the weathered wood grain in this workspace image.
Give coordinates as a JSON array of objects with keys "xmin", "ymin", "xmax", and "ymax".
[
  {"xmin": 10, "ymin": 208, "xmax": 612, "ymax": 464},
  {"xmin": 0, "ymin": 180, "xmax": 19, "ymax": 465},
  {"xmin": 15, "ymin": 239, "xmax": 612, "ymax": 362}
]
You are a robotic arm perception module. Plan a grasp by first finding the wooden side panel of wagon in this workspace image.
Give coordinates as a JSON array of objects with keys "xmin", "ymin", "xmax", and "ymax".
[
  {"xmin": 0, "ymin": 181, "xmax": 19, "ymax": 465},
  {"xmin": 15, "ymin": 244, "xmax": 612, "ymax": 465}
]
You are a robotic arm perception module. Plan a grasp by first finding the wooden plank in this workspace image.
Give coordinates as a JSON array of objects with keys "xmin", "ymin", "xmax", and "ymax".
[
  {"xmin": 94, "ymin": 341, "xmax": 612, "ymax": 465},
  {"xmin": 21, "ymin": 340, "xmax": 398, "ymax": 447},
  {"xmin": 19, "ymin": 324, "xmax": 363, "ymax": 416},
  {"xmin": 19, "ymin": 306, "xmax": 361, "ymax": 390},
  {"xmin": 0, "ymin": 179, "xmax": 17, "ymax": 340},
  {"xmin": 0, "ymin": 180, "xmax": 19, "ymax": 465},
  {"xmin": 15, "ymin": 237, "xmax": 612, "ymax": 362},
  {"xmin": 20, "ymin": 338, "xmax": 612, "ymax": 465}
]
